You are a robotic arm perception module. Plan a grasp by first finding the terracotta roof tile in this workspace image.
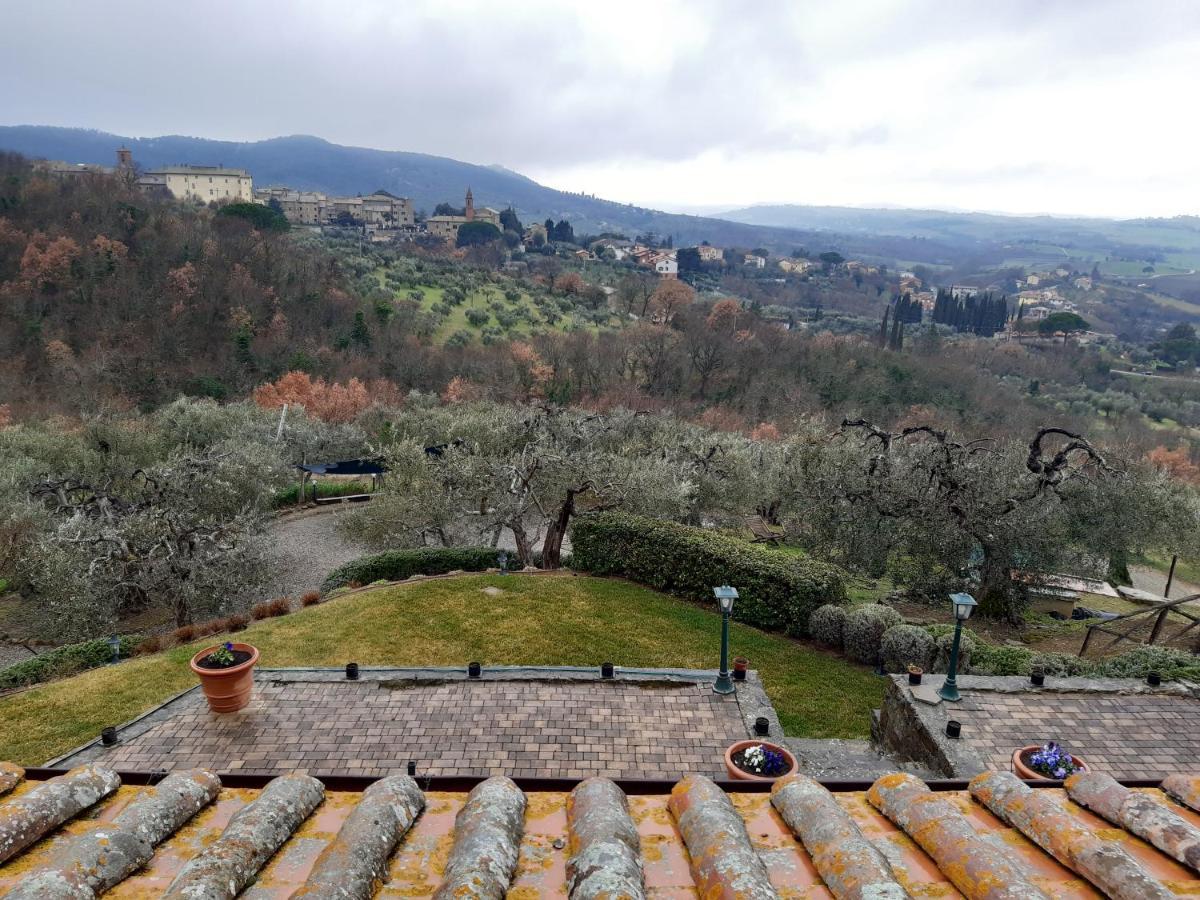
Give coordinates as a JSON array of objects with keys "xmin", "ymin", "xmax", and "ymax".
[
  {"xmin": 1066, "ymin": 771, "xmax": 1200, "ymax": 874},
  {"xmin": 868, "ymin": 770, "xmax": 1048, "ymax": 899},
  {"xmin": 163, "ymin": 772, "xmax": 324, "ymax": 898},
  {"xmin": 433, "ymin": 775, "xmax": 525, "ymax": 900},
  {"xmin": 1164, "ymin": 774, "xmax": 1200, "ymax": 813},
  {"xmin": 668, "ymin": 774, "xmax": 776, "ymax": 899},
  {"xmin": 0, "ymin": 765, "xmax": 1199, "ymax": 897},
  {"xmin": 772, "ymin": 773, "xmax": 908, "ymax": 898},
  {"xmin": 970, "ymin": 770, "xmax": 1175, "ymax": 899},
  {"xmin": 9, "ymin": 769, "xmax": 219, "ymax": 899}
]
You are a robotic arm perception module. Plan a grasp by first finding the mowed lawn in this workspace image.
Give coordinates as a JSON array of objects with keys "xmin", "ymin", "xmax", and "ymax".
[{"xmin": 0, "ymin": 574, "xmax": 883, "ymax": 765}]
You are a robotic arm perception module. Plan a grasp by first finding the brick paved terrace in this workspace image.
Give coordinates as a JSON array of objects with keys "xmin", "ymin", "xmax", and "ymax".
[
  {"xmin": 952, "ymin": 688, "xmax": 1200, "ymax": 777},
  {"xmin": 878, "ymin": 674, "xmax": 1200, "ymax": 779},
  {"xmin": 53, "ymin": 667, "xmax": 775, "ymax": 779}
]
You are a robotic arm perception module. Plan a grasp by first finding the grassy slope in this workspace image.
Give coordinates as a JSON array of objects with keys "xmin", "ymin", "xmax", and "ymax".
[{"xmin": 0, "ymin": 574, "xmax": 881, "ymax": 765}]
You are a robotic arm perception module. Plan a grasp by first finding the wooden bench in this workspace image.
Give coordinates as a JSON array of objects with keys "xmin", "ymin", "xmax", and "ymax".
[{"xmin": 745, "ymin": 515, "xmax": 785, "ymax": 544}]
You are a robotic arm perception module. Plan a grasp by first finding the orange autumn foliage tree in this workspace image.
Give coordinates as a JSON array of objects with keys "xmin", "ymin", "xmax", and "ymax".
[
  {"xmin": 443, "ymin": 376, "xmax": 482, "ymax": 404},
  {"xmin": 252, "ymin": 371, "xmax": 381, "ymax": 423},
  {"xmin": 19, "ymin": 233, "xmax": 80, "ymax": 294},
  {"xmin": 1147, "ymin": 445, "xmax": 1200, "ymax": 485},
  {"xmin": 511, "ymin": 342, "xmax": 554, "ymax": 400}
]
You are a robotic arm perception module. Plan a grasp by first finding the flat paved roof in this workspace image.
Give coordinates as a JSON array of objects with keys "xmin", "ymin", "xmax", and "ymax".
[{"xmin": 57, "ymin": 668, "xmax": 758, "ymax": 780}]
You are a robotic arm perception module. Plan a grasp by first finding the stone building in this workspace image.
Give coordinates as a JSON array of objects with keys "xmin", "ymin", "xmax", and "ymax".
[
  {"xmin": 426, "ymin": 188, "xmax": 502, "ymax": 241},
  {"xmin": 140, "ymin": 165, "xmax": 254, "ymax": 202}
]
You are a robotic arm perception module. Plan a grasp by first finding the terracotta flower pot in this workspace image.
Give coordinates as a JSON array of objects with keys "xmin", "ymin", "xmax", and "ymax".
[
  {"xmin": 190, "ymin": 642, "xmax": 259, "ymax": 713},
  {"xmin": 1011, "ymin": 744, "xmax": 1088, "ymax": 780},
  {"xmin": 733, "ymin": 657, "xmax": 749, "ymax": 673},
  {"xmin": 724, "ymin": 740, "xmax": 797, "ymax": 782}
]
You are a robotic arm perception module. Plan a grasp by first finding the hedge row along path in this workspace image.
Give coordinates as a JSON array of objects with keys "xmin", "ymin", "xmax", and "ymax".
[{"xmin": 0, "ymin": 574, "xmax": 883, "ymax": 766}]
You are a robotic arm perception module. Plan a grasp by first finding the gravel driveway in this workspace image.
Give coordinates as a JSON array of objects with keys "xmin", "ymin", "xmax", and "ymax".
[{"xmin": 263, "ymin": 507, "xmax": 369, "ymax": 600}]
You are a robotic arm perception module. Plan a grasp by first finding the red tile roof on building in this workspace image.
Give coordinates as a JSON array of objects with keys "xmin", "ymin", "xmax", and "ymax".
[{"xmin": 0, "ymin": 764, "xmax": 1198, "ymax": 897}]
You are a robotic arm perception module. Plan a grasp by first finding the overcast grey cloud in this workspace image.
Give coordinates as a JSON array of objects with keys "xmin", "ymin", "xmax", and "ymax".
[{"xmin": 2, "ymin": 0, "xmax": 1198, "ymax": 216}]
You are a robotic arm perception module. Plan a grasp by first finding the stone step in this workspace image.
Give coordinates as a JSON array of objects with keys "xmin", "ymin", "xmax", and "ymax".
[{"xmin": 782, "ymin": 738, "xmax": 940, "ymax": 782}]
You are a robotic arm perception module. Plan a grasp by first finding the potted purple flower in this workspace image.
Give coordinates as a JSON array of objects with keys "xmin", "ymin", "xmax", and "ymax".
[
  {"xmin": 1012, "ymin": 741, "xmax": 1088, "ymax": 780},
  {"xmin": 724, "ymin": 740, "xmax": 796, "ymax": 782},
  {"xmin": 190, "ymin": 640, "xmax": 259, "ymax": 713}
]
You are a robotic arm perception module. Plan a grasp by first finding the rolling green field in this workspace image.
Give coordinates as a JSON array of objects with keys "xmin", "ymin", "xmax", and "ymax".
[{"xmin": 0, "ymin": 574, "xmax": 883, "ymax": 765}]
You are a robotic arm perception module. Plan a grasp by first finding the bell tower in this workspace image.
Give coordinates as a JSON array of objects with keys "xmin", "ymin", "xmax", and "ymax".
[
  {"xmin": 465, "ymin": 187, "xmax": 475, "ymax": 221},
  {"xmin": 115, "ymin": 146, "xmax": 133, "ymax": 170}
]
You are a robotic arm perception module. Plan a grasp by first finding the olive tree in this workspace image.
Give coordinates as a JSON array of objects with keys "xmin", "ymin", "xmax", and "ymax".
[
  {"xmin": 342, "ymin": 404, "xmax": 697, "ymax": 567},
  {"xmin": 825, "ymin": 420, "xmax": 1198, "ymax": 621}
]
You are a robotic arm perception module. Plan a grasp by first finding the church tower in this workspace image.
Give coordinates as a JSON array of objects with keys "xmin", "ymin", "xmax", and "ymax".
[{"xmin": 465, "ymin": 187, "xmax": 475, "ymax": 221}]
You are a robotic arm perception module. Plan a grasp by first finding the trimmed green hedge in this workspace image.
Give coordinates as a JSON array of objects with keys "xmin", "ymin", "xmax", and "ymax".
[
  {"xmin": 322, "ymin": 547, "xmax": 502, "ymax": 592},
  {"xmin": 0, "ymin": 635, "xmax": 140, "ymax": 691},
  {"xmin": 571, "ymin": 513, "xmax": 847, "ymax": 635}
]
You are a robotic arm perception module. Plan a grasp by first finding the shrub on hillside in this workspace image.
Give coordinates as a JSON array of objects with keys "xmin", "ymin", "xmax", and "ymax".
[
  {"xmin": 931, "ymin": 631, "xmax": 975, "ymax": 674},
  {"xmin": 300, "ymin": 591, "xmax": 322, "ymax": 607},
  {"xmin": 967, "ymin": 642, "xmax": 1033, "ymax": 676},
  {"xmin": 808, "ymin": 604, "xmax": 847, "ymax": 649},
  {"xmin": 228, "ymin": 613, "xmax": 249, "ymax": 631},
  {"xmin": 881, "ymin": 624, "xmax": 935, "ymax": 673},
  {"xmin": 0, "ymin": 635, "xmax": 139, "ymax": 691},
  {"xmin": 1092, "ymin": 646, "xmax": 1200, "ymax": 680},
  {"xmin": 251, "ymin": 597, "xmax": 291, "ymax": 620},
  {"xmin": 571, "ymin": 513, "xmax": 847, "ymax": 636},
  {"xmin": 843, "ymin": 605, "xmax": 904, "ymax": 664},
  {"xmin": 322, "ymin": 547, "xmax": 500, "ymax": 592},
  {"xmin": 1029, "ymin": 651, "xmax": 1094, "ymax": 677}
]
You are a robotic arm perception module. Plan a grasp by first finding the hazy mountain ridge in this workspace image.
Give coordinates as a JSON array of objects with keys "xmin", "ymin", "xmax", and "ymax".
[{"xmin": 719, "ymin": 203, "xmax": 1200, "ymax": 261}]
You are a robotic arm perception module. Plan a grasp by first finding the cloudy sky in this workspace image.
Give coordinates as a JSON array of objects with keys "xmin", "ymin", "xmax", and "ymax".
[{"xmin": 4, "ymin": 0, "xmax": 1199, "ymax": 217}]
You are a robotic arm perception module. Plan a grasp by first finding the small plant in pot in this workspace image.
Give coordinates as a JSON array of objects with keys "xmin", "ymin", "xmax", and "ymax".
[
  {"xmin": 1012, "ymin": 741, "xmax": 1087, "ymax": 781},
  {"xmin": 907, "ymin": 664, "xmax": 923, "ymax": 685},
  {"xmin": 190, "ymin": 641, "xmax": 259, "ymax": 713},
  {"xmin": 724, "ymin": 740, "xmax": 797, "ymax": 782}
]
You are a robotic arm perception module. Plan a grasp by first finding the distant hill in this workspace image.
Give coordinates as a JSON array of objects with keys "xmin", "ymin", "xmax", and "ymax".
[
  {"xmin": 0, "ymin": 126, "xmax": 821, "ymax": 251},
  {"xmin": 720, "ymin": 204, "xmax": 1200, "ymax": 273}
]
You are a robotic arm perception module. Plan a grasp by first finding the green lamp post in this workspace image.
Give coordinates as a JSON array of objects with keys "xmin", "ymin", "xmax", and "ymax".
[
  {"xmin": 938, "ymin": 592, "xmax": 977, "ymax": 702},
  {"xmin": 713, "ymin": 585, "xmax": 738, "ymax": 694}
]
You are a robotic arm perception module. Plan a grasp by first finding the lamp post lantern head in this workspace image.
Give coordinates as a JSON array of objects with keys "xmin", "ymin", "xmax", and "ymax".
[
  {"xmin": 950, "ymin": 592, "xmax": 977, "ymax": 621},
  {"xmin": 713, "ymin": 585, "xmax": 738, "ymax": 614},
  {"xmin": 107, "ymin": 634, "xmax": 121, "ymax": 664}
]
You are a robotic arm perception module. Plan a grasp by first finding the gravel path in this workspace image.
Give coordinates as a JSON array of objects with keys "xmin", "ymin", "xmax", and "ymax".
[
  {"xmin": 264, "ymin": 507, "xmax": 369, "ymax": 600},
  {"xmin": 260, "ymin": 508, "xmax": 570, "ymax": 602},
  {"xmin": 1129, "ymin": 565, "xmax": 1200, "ymax": 602}
]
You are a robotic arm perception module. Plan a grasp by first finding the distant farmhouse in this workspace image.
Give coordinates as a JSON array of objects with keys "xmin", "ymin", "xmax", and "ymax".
[{"xmin": 425, "ymin": 188, "xmax": 502, "ymax": 242}]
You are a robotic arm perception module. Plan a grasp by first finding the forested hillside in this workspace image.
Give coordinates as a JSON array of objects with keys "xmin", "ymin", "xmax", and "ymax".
[{"xmin": 3, "ymin": 152, "xmax": 1199, "ymax": 464}]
